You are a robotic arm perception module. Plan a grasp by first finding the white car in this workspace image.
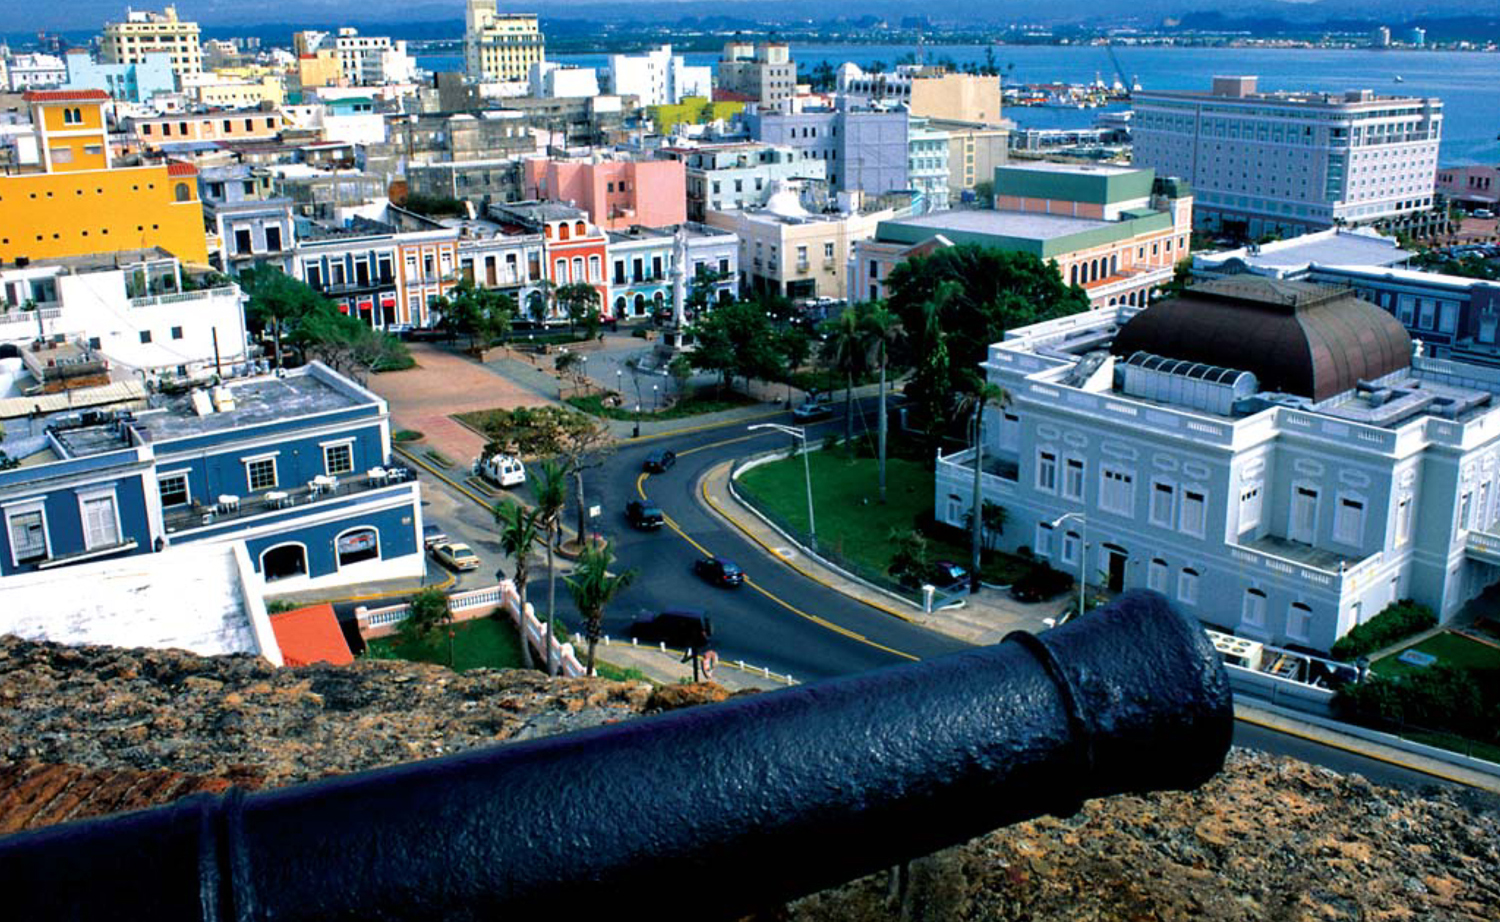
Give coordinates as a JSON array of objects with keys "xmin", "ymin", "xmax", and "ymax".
[{"xmin": 475, "ymin": 454, "xmax": 526, "ymax": 488}]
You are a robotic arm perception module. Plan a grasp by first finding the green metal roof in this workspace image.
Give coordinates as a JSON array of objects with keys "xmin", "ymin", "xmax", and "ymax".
[{"xmin": 995, "ymin": 164, "xmax": 1155, "ymax": 206}]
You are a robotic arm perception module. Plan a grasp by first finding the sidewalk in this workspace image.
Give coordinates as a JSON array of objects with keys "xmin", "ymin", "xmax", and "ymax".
[
  {"xmin": 592, "ymin": 638, "xmax": 794, "ymax": 692},
  {"xmin": 698, "ymin": 458, "xmax": 1069, "ymax": 643}
]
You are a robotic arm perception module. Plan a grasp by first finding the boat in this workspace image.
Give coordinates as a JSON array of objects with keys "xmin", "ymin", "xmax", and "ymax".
[{"xmin": 1394, "ymin": 75, "xmax": 1404, "ymax": 83}]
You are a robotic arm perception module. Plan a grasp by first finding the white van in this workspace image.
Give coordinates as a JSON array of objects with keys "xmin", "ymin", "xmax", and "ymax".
[{"xmin": 475, "ymin": 454, "xmax": 526, "ymax": 488}]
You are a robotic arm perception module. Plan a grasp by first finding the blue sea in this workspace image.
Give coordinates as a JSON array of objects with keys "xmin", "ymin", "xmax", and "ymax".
[{"xmin": 418, "ymin": 44, "xmax": 1500, "ymax": 165}]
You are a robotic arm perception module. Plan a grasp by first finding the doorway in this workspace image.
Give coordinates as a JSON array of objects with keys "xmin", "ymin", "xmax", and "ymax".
[{"xmin": 1106, "ymin": 548, "xmax": 1128, "ymax": 593}]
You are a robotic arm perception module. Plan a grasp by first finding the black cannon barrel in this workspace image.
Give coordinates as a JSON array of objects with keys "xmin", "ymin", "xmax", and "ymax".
[{"xmin": 0, "ymin": 590, "xmax": 1232, "ymax": 921}]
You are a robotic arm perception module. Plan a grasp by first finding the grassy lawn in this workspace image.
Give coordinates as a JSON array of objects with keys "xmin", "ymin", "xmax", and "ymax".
[
  {"xmin": 564, "ymin": 387, "xmax": 759, "ymax": 421},
  {"xmin": 736, "ymin": 452, "xmax": 1029, "ymax": 588},
  {"xmin": 1370, "ymin": 631, "xmax": 1500, "ymax": 679},
  {"xmin": 366, "ymin": 616, "xmax": 526, "ymax": 672}
]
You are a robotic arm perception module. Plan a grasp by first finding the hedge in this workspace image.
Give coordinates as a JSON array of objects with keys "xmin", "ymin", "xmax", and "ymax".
[{"xmin": 1330, "ymin": 599, "xmax": 1437, "ymax": 662}]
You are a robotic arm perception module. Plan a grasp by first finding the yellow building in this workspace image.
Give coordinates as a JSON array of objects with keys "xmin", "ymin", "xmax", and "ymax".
[
  {"xmin": 296, "ymin": 51, "xmax": 343, "ymax": 91},
  {"xmin": 100, "ymin": 5, "xmax": 202, "ymax": 80},
  {"xmin": 0, "ymin": 90, "xmax": 209, "ymax": 266},
  {"xmin": 464, "ymin": 0, "xmax": 544, "ymax": 82},
  {"xmin": 186, "ymin": 74, "xmax": 286, "ymax": 108}
]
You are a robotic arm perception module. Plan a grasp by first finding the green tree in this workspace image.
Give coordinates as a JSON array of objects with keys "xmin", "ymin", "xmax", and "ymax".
[
  {"xmin": 667, "ymin": 352, "xmax": 694, "ymax": 398},
  {"xmin": 398, "ymin": 588, "xmax": 454, "ymax": 666},
  {"xmin": 240, "ymin": 265, "xmax": 326, "ymax": 368},
  {"xmin": 291, "ymin": 309, "xmax": 412, "ymax": 383},
  {"xmin": 886, "ymin": 245, "xmax": 1089, "ymax": 455},
  {"xmin": 526, "ymin": 279, "xmax": 556, "ymax": 324},
  {"xmin": 496, "ymin": 501, "xmax": 543, "ymax": 670},
  {"xmin": 443, "ymin": 280, "xmax": 516, "ymax": 350},
  {"xmin": 820, "ymin": 304, "xmax": 871, "ymax": 451},
  {"xmin": 776, "ymin": 325, "xmax": 812, "ymax": 406},
  {"xmin": 531, "ymin": 460, "xmax": 568, "ymax": 675},
  {"xmin": 688, "ymin": 300, "xmax": 778, "ymax": 393},
  {"xmin": 972, "ymin": 179, "xmax": 995, "ymax": 206},
  {"xmin": 888, "ymin": 527, "xmax": 931, "ymax": 585},
  {"xmin": 556, "ymin": 282, "xmax": 602, "ymax": 337},
  {"xmin": 862, "ymin": 303, "xmax": 904, "ymax": 502},
  {"xmin": 565, "ymin": 540, "xmax": 637, "ymax": 676}
]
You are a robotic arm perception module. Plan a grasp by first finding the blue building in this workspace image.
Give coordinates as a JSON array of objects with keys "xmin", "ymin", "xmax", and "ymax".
[
  {"xmin": 745, "ymin": 104, "xmax": 910, "ymax": 199},
  {"xmin": 64, "ymin": 51, "xmax": 175, "ymax": 103},
  {"xmin": 0, "ymin": 363, "xmax": 424, "ymax": 594}
]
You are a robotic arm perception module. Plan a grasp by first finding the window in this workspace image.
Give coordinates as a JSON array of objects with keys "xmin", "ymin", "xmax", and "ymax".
[
  {"xmin": 6, "ymin": 506, "xmax": 48, "ymax": 565},
  {"xmin": 336, "ymin": 528, "xmax": 380, "ymax": 566},
  {"xmin": 1178, "ymin": 568, "xmax": 1200, "ymax": 606},
  {"xmin": 1147, "ymin": 558, "xmax": 1168, "ymax": 593},
  {"xmin": 1150, "ymin": 481, "xmax": 1175, "ymax": 527},
  {"xmin": 1036, "ymin": 450, "xmax": 1058, "ymax": 493},
  {"xmin": 171, "ymin": 326, "xmax": 183, "ymax": 340},
  {"xmin": 1179, "ymin": 488, "xmax": 1206, "ymax": 538},
  {"xmin": 1035, "ymin": 523, "xmax": 1052, "ymax": 558},
  {"xmin": 1333, "ymin": 496, "xmax": 1366, "ymax": 545},
  {"xmin": 245, "ymin": 456, "xmax": 278, "ymax": 492},
  {"xmin": 1395, "ymin": 495, "xmax": 1412, "ymax": 545},
  {"xmin": 323, "ymin": 442, "xmax": 354, "ymax": 476},
  {"xmin": 824, "ymin": 242, "xmax": 835, "ymax": 259},
  {"xmin": 1459, "ymin": 490, "xmax": 1473, "ymax": 533},
  {"xmin": 1061, "ymin": 530, "xmax": 1081, "ymax": 566},
  {"xmin": 1100, "ymin": 466, "xmax": 1134, "ymax": 515},
  {"xmin": 139, "ymin": 330, "xmax": 152, "ymax": 344},
  {"xmin": 1241, "ymin": 588, "xmax": 1267, "ymax": 627},
  {"xmin": 1287, "ymin": 603, "xmax": 1313, "ymax": 642},
  {"xmin": 158, "ymin": 474, "xmax": 190, "ymax": 507},
  {"xmin": 1239, "ymin": 484, "xmax": 1263, "ymax": 532},
  {"xmin": 1063, "ymin": 458, "xmax": 1085, "ymax": 501},
  {"xmin": 80, "ymin": 493, "xmax": 121, "ymax": 550}
]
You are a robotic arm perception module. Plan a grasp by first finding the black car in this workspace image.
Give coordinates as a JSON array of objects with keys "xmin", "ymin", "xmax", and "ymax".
[
  {"xmin": 693, "ymin": 555, "xmax": 744, "ymax": 587},
  {"xmin": 643, "ymin": 449, "xmax": 677, "ymax": 473},
  {"xmin": 1009, "ymin": 564, "xmax": 1075, "ymax": 603},
  {"xmin": 630, "ymin": 608, "xmax": 713, "ymax": 649},
  {"xmin": 625, "ymin": 499, "xmax": 665, "ymax": 529}
]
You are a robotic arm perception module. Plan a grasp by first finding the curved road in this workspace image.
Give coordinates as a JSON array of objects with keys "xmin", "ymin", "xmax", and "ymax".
[{"xmin": 479, "ymin": 400, "xmax": 1484, "ymax": 796}]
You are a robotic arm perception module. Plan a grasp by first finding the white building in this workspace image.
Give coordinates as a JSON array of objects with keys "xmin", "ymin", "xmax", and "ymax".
[
  {"xmin": 6, "ymin": 53, "xmax": 67, "ymax": 91},
  {"xmin": 333, "ymin": 28, "xmax": 418, "ymax": 86},
  {"xmin": 939, "ymin": 277, "xmax": 1500, "ymax": 654},
  {"xmin": 608, "ymin": 44, "xmax": 712, "ymax": 107},
  {"xmin": 529, "ymin": 61, "xmax": 599, "ymax": 99},
  {"xmin": 1132, "ymin": 75, "xmax": 1442, "ymax": 240},
  {"xmin": 908, "ymin": 117, "xmax": 950, "ymax": 212},
  {"xmin": 100, "ymin": 6, "xmax": 202, "ymax": 80},
  {"xmin": 0, "ymin": 250, "xmax": 248, "ymax": 379}
]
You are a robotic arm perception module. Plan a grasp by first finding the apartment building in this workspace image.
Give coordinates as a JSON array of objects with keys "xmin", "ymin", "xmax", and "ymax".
[
  {"xmin": 663, "ymin": 143, "xmax": 827, "ymax": 222},
  {"xmin": 1436, "ymin": 164, "xmax": 1499, "ymax": 211},
  {"xmin": 604, "ymin": 223, "xmax": 737, "ymax": 318},
  {"xmin": 933, "ymin": 119, "xmax": 1009, "ymax": 195},
  {"xmin": 129, "ymin": 109, "xmax": 284, "ymax": 151},
  {"xmin": 65, "ymin": 51, "xmax": 175, "ymax": 102},
  {"xmin": 198, "ymin": 164, "xmax": 295, "ymax": 276},
  {"xmin": 522, "ymin": 155, "xmax": 687, "ymax": 232},
  {"xmin": 100, "ymin": 6, "xmax": 202, "ymax": 80},
  {"xmin": 331, "ymin": 28, "xmax": 418, "ymax": 87},
  {"xmin": 836, "ymin": 64, "xmax": 1003, "ymax": 126},
  {"xmin": 0, "ymin": 90, "xmax": 208, "ymax": 265},
  {"xmin": 294, "ymin": 221, "xmax": 403, "ymax": 329},
  {"xmin": 851, "ymin": 162, "xmax": 1193, "ymax": 307},
  {"xmin": 1132, "ymin": 75, "xmax": 1442, "ymax": 240},
  {"xmin": 608, "ymin": 44, "xmax": 711, "ymax": 107},
  {"xmin": 489, "ymin": 201, "xmax": 610, "ymax": 320},
  {"xmin": 908, "ymin": 118, "xmax": 951, "ymax": 212},
  {"xmin": 937, "ymin": 277, "xmax": 1500, "ymax": 653},
  {"xmin": 716, "ymin": 42, "xmax": 795, "ymax": 108},
  {"xmin": 746, "ymin": 105, "xmax": 909, "ymax": 198},
  {"xmin": 528, "ymin": 62, "xmax": 599, "ymax": 99},
  {"xmin": 406, "ymin": 159, "xmax": 524, "ymax": 208},
  {"xmin": 6, "ymin": 53, "xmax": 67, "ymax": 91},
  {"xmin": 464, "ymin": 0, "xmax": 545, "ymax": 84}
]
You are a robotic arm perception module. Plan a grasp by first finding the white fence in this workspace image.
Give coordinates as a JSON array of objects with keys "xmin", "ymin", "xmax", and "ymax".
[{"xmin": 356, "ymin": 581, "xmax": 588, "ymax": 678}]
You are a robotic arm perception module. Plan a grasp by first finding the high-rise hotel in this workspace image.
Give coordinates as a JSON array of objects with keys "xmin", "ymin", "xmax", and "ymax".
[
  {"xmin": 464, "ymin": 0, "xmax": 544, "ymax": 84},
  {"xmin": 1132, "ymin": 76, "xmax": 1442, "ymax": 240}
]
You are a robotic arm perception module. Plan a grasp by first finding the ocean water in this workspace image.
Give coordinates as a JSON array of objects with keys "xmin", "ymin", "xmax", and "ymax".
[{"xmin": 418, "ymin": 44, "xmax": 1500, "ymax": 164}]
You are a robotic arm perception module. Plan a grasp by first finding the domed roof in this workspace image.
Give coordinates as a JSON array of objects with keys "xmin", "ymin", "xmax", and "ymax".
[
  {"xmin": 1110, "ymin": 277, "xmax": 1412, "ymax": 403},
  {"xmin": 762, "ymin": 180, "xmax": 808, "ymax": 218}
]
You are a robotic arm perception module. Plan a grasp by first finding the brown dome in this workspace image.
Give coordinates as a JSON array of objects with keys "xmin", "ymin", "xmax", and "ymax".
[{"xmin": 1110, "ymin": 278, "xmax": 1412, "ymax": 403}]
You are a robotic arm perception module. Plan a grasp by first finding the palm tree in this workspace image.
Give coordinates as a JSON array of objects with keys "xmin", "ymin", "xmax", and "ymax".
[
  {"xmin": 533, "ymin": 459, "xmax": 568, "ymax": 675},
  {"xmin": 820, "ymin": 305, "xmax": 869, "ymax": 451},
  {"xmin": 496, "ymin": 501, "xmax": 543, "ymax": 670},
  {"xmin": 565, "ymin": 540, "xmax": 637, "ymax": 676},
  {"xmin": 962, "ymin": 382, "xmax": 1012, "ymax": 591},
  {"xmin": 861, "ymin": 303, "xmax": 904, "ymax": 503}
]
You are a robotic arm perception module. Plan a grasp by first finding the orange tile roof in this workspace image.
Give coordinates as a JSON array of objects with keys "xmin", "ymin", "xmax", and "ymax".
[
  {"xmin": 24, "ymin": 89, "xmax": 110, "ymax": 103},
  {"xmin": 269, "ymin": 603, "xmax": 355, "ymax": 667},
  {"xmin": 165, "ymin": 160, "xmax": 198, "ymax": 177}
]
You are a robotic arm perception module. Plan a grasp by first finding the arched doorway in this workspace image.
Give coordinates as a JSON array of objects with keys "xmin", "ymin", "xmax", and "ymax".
[
  {"xmin": 336, "ymin": 527, "xmax": 380, "ymax": 567},
  {"xmin": 261, "ymin": 543, "xmax": 307, "ymax": 582}
]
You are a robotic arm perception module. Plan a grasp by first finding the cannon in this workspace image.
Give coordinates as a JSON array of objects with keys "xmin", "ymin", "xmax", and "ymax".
[{"xmin": 0, "ymin": 590, "xmax": 1232, "ymax": 920}]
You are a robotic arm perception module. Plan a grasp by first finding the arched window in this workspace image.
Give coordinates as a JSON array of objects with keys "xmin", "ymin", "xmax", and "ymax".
[
  {"xmin": 174, "ymin": 182, "xmax": 191, "ymax": 202},
  {"xmin": 614, "ymin": 296, "xmax": 627, "ymax": 314},
  {"xmin": 557, "ymin": 223, "xmax": 570, "ymax": 241},
  {"xmin": 574, "ymin": 221, "xmax": 586, "ymax": 236},
  {"xmin": 336, "ymin": 527, "xmax": 380, "ymax": 567},
  {"xmin": 260, "ymin": 543, "xmax": 307, "ymax": 582}
]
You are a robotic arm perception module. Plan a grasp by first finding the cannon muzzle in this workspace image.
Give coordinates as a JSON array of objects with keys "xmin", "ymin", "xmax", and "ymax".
[{"xmin": 0, "ymin": 589, "xmax": 1231, "ymax": 920}]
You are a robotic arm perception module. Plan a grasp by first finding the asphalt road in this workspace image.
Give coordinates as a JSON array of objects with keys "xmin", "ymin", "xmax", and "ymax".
[{"xmin": 409, "ymin": 399, "xmax": 1487, "ymax": 795}]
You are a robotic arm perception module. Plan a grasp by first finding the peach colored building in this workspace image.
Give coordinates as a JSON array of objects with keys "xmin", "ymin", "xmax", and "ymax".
[{"xmin": 522, "ymin": 156, "xmax": 686, "ymax": 231}]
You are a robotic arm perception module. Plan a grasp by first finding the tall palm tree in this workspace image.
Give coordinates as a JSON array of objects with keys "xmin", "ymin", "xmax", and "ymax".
[
  {"xmin": 533, "ymin": 459, "xmax": 568, "ymax": 675},
  {"xmin": 565, "ymin": 540, "xmax": 637, "ymax": 676},
  {"xmin": 861, "ymin": 303, "xmax": 904, "ymax": 503},
  {"xmin": 962, "ymin": 382, "xmax": 1012, "ymax": 592},
  {"xmin": 495, "ymin": 500, "xmax": 543, "ymax": 670},
  {"xmin": 820, "ymin": 305, "xmax": 869, "ymax": 451}
]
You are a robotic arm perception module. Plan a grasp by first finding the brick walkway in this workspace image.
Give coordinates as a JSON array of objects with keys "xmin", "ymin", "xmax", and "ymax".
[{"xmin": 369, "ymin": 343, "xmax": 552, "ymax": 466}]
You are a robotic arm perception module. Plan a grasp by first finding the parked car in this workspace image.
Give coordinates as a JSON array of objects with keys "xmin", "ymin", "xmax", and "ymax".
[
  {"xmin": 643, "ymin": 449, "xmax": 677, "ymax": 473},
  {"xmin": 625, "ymin": 499, "xmax": 665, "ymax": 529},
  {"xmin": 693, "ymin": 555, "xmax": 744, "ymax": 587},
  {"xmin": 421, "ymin": 523, "xmax": 449, "ymax": 549},
  {"xmin": 1475, "ymin": 209, "xmax": 1496, "ymax": 219},
  {"xmin": 431, "ymin": 542, "xmax": 481, "ymax": 572},
  {"xmin": 630, "ymin": 608, "xmax": 713, "ymax": 648},
  {"xmin": 791, "ymin": 401, "xmax": 833, "ymax": 423},
  {"xmin": 1009, "ymin": 564, "xmax": 1075, "ymax": 603},
  {"xmin": 474, "ymin": 454, "xmax": 527, "ymax": 488},
  {"xmin": 929, "ymin": 561, "xmax": 970, "ymax": 590}
]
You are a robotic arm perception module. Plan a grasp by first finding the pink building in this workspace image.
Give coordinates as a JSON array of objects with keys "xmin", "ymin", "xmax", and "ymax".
[
  {"xmin": 522, "ymin": 157, "xmax": 687, "ymax": 231},
  {"xmin": 1436, "ymin": 164, "xmax": 1500, "ymax": 210}
]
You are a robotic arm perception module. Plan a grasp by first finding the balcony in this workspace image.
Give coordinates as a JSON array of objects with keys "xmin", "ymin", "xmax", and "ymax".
[
  {"xmin": 1466, "ymin": 529, "xmax": 1500, "ymax": 566},
  {"xmin": 129, "ymin": 286, "xmax": 239, "ymax": 309},
  {"xmin": 163, "ymin": 468, "xmax": 415, "ymax": 535},
  {"xmin": 936, "ymin": 447, "xmax": 1019, "ymax": 498}
]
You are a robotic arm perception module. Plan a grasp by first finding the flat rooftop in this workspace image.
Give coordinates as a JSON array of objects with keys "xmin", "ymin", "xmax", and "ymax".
[
  {"xmin": 1002, "ymin": 161, "xmax": 1140, "ymax": 177},
  {"xmin": 1198, "ymin": 229, "xmax": 1411, "ymax": 274},
  {"xmin": 889, "ymin": 209, "xmax": 1112, "ymax": 242},
  {"xmin": 134, "ymin": 372, "xmax": 363, "ymax": 443}
]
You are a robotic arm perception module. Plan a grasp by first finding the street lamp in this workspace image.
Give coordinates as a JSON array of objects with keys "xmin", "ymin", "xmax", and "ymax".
[
  {"xmin": 616, "ymin": 368, "xmax": 622, "ymax": 397},
  {"xmin": 652, "ymin": 383, "xmax": 658, "ymax": 410},
  {"xmin": 1049, "ymin": 511, "xmax": 1088, "ymax": 622},
  {"xmin": 633, "ymin": 403, "xmax": 641, "ymax": 439},
  {"xmin": 749, "ymin": 423, "xmax": 815, "ymax": 552},
  {"xmin": 968, "ymin": 404, "xmax": 984, "ymax": 594}
]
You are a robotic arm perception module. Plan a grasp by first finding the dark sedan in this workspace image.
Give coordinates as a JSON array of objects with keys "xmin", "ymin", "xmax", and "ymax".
[
  {"xmin": 625, "ymin": 499, "xmax": 665, "ymax": 529},
  {"xmin": 643, "ymin": 449, "xmax": 677, "ymax": 473},
  {"xmin": 693, "ymin": 555, "xmax": 744, "ymax": 588}
]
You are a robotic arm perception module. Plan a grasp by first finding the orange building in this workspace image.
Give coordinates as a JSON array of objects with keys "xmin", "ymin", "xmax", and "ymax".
[{"xmin": 0, "ymin": 90, "xmax": 210, "ymax": 266}]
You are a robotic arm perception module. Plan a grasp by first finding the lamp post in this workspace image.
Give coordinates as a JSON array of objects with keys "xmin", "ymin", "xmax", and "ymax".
[
  {"xmin": 749, "ymin": 423, "xmax": 815, "ymax": 552},
  {"xmin": 969, "ymin": 403, "xmax": 984, "ymax": 594},
  {"xmin": 633, "ymin": 403, "xmax": 641, "ymax": 439},
  {"xmin": 1049, "ymin": 511, "xmax": 1088, "ymax": 622},
  {"xmin": 652, "ymin": 383, "xmax": 658, "ymax": 410},
  {"xmin": 616, "ymin": 368, "xmax": 622, "ymax": 397}
]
